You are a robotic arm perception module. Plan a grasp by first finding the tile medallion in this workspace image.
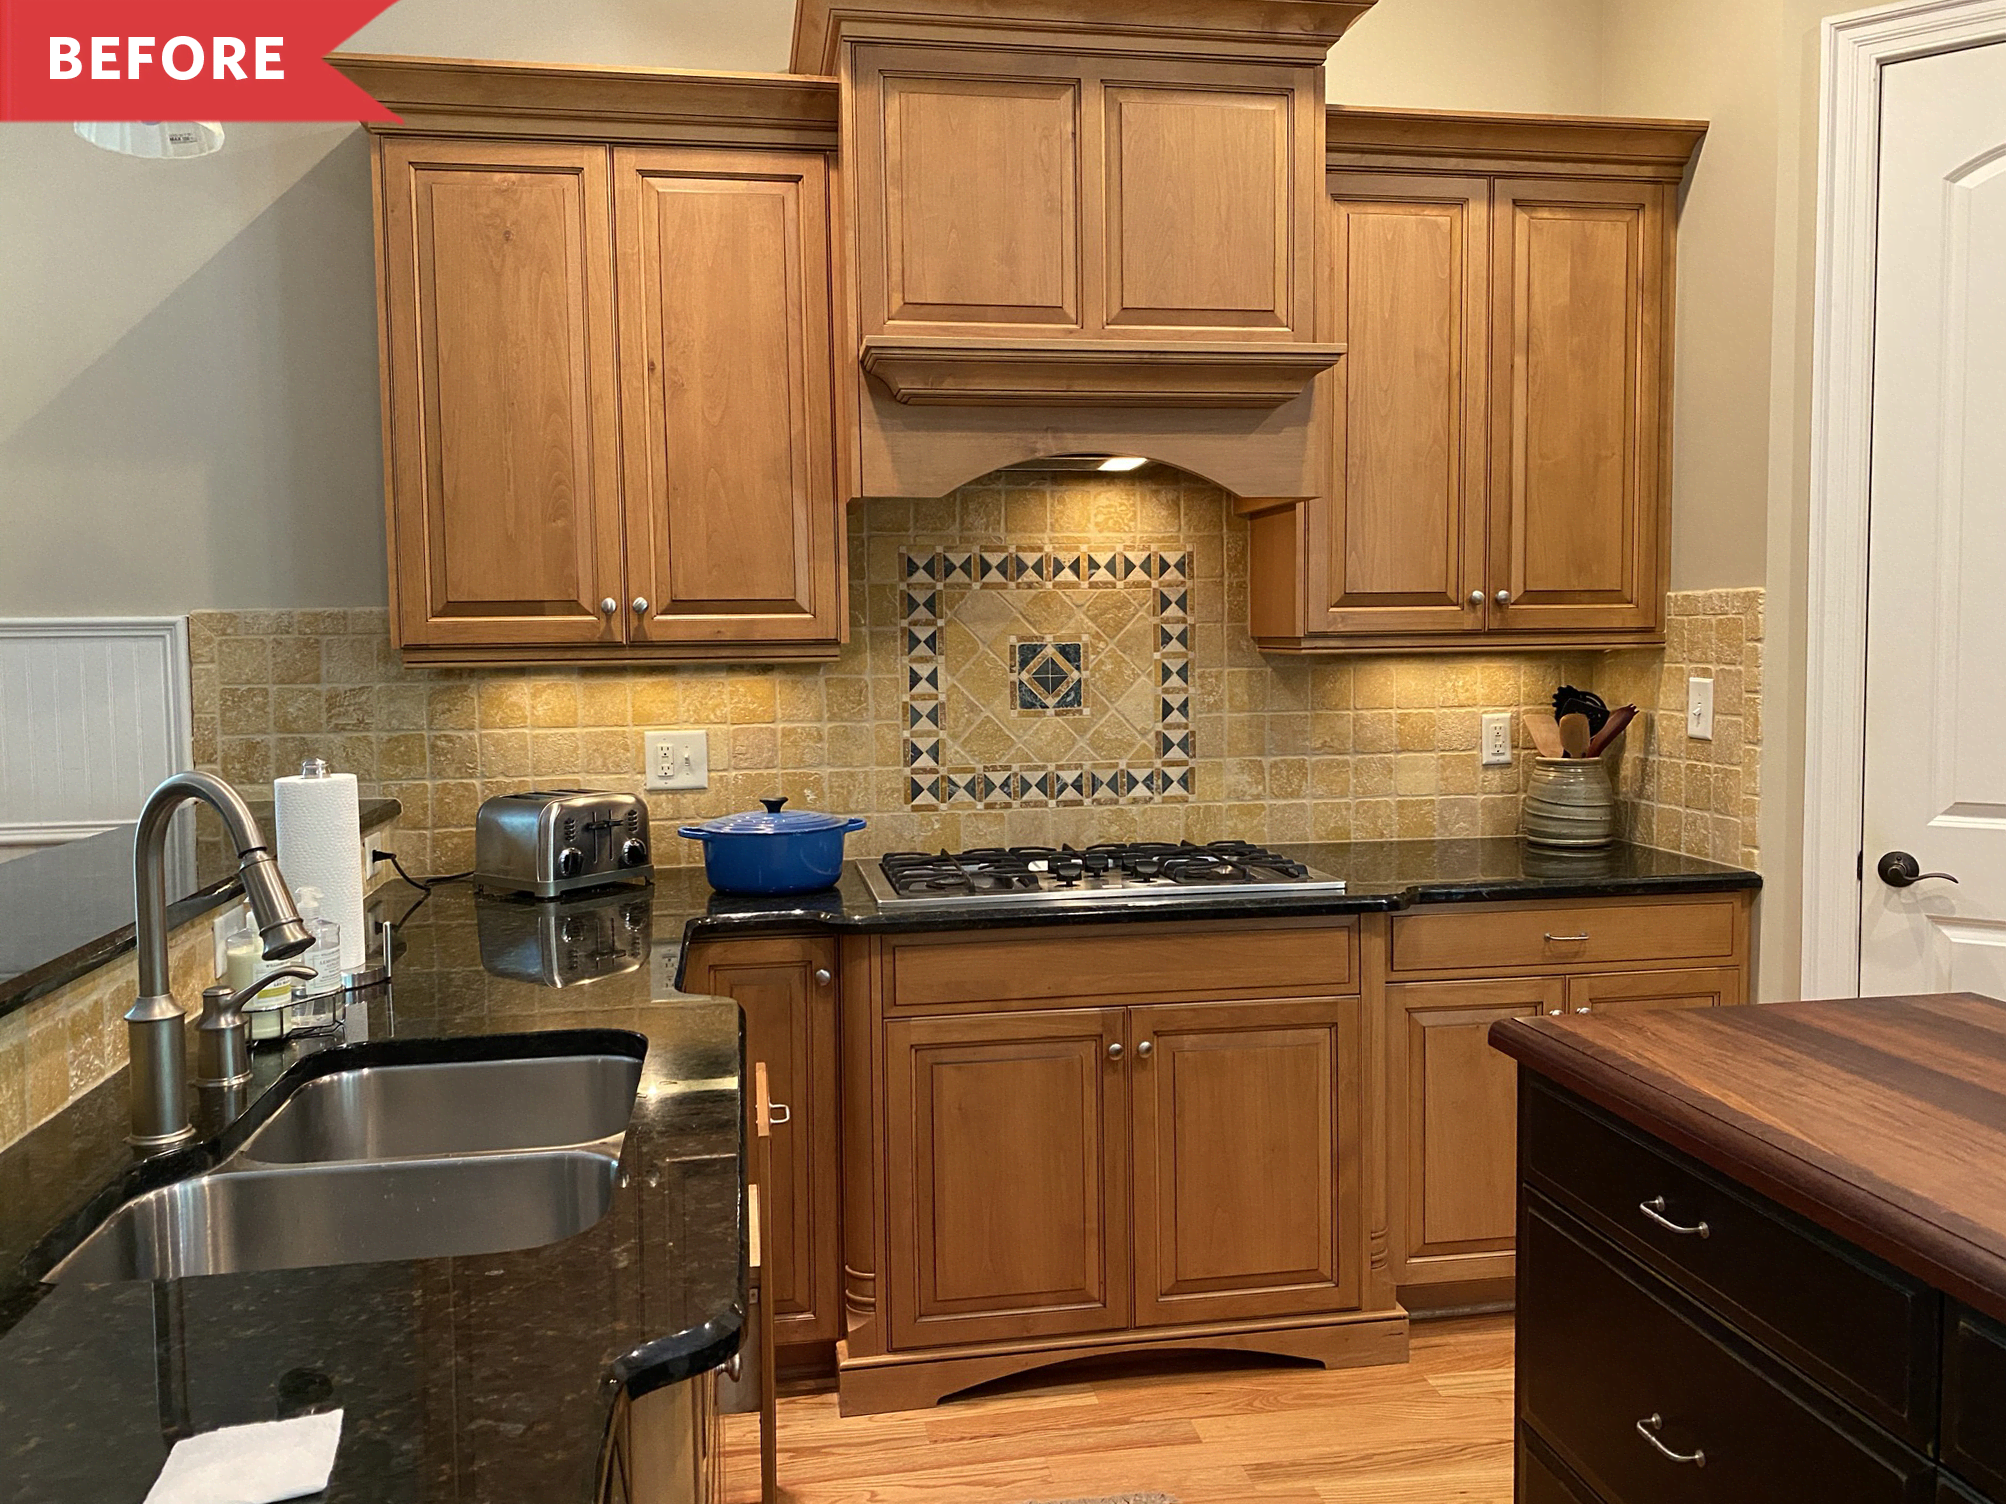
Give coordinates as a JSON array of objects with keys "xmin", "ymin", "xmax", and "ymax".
[{"xmin": 902, "ymin": 548, "xmax": 1192, "ymax": 810}]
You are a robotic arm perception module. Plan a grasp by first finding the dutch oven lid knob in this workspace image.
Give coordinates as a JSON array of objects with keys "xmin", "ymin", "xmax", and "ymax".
[{"xmin": 760, "ymin": 797, "xmax": 787, "ymax": 814}]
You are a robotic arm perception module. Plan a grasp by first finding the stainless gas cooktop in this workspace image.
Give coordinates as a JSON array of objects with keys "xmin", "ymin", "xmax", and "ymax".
[{"xmin": 860, "ymin": 840, "xmax": 1347, "ymax": 911}]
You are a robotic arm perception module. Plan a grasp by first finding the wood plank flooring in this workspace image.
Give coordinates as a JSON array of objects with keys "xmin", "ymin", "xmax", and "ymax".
[{"xmin": 724, "ymin": 1315, "xmax": 1514, "ymax": 1503}]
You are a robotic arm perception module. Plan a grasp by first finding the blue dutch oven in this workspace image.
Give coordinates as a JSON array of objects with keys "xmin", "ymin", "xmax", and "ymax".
[{"xmin": 679, "ymin": 797, "xmax": 867, "ymax": 895}]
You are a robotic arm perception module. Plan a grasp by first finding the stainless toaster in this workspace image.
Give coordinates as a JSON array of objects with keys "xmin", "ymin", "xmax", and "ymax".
[{"xmin": 473, "ymin": 789, "xmax": 653, "ymax": 898}]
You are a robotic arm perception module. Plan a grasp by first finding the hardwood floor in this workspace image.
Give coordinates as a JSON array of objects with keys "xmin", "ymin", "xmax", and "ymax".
[{"xmin": 724, "ymin": 1315, "xmax": 1514, "ymax": 1503}]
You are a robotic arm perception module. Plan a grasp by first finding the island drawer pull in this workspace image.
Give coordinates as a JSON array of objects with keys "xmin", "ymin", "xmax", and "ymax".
[
  {"xmin": 1635, "ymin": 1413, "xmax": 1705, "ymax": 1467},
  {"xmin": 1639, "ymin": 1196, "xmax": 1709, "ymax": 1238},
  {"xmin": 1544, "ymin": 932, "xmax": 1591, "ymax": 944}
]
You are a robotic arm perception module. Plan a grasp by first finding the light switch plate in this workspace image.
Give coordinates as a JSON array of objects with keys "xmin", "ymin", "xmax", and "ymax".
[
  {"xmin": 645, "ymin": 730, "xmax": 708, "ymax": 790},
  {"xmin": 1481, "ymin": 712, "xmax": 1513, "ymax": 766},
  {"xmin": 1687, "ymin": 676, "xmax": 1715, "ymax": 741}
]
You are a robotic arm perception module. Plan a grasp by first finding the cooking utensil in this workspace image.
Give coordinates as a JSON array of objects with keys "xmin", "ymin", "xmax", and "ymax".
[
  {"xmin": 1523, "ymin": 711, "xmax": 1564, "ymax": 759},
  {"xmin": 1585, "ymin": 704, "xmax": 1638, "ymax": 758},
  {"xmin": 1552, "ymin": 686, "xmax": 1610, "ymax": 735},
  {"xmin": 1558, "ymin": 712, "xmax": 1592, "ymax": 759},
  {"xmin": 680, "ymin": 797, "xmax": 866, "ymax": 895}
]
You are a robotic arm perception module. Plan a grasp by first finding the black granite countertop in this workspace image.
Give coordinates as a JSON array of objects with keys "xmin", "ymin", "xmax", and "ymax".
[
  {"xmin": 0, "ymin": 883, "xmax": 740, "ymax": 1504},
  {"xmin": 0, "ymin": 798, "xmax": 401, "ymax": 1021},
  {"xmin": 650, "ymin": 838, "xmax": 1761, "ymax": 951}
]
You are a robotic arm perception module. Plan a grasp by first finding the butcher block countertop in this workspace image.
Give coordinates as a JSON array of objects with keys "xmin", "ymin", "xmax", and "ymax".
[{"xmin": 1491, "ymin": 992, "xmax": 2006, "ymax": 1327}]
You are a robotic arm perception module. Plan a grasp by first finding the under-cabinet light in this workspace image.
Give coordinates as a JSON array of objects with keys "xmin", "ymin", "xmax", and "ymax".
[{"xmin": 1096, "ymin": 456, "xmax": 1149, "ymax": 473}]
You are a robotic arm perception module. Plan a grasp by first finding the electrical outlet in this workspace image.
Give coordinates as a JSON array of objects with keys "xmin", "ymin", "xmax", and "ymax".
[
  {"xmin": 1687, "ymin": 676, "xmax": 1715, "ymax": 741},
  {"xmin": 651, "ymin": 943, "xmax": 684, "ymax": 998},
  {"xmin": 644, "ymin": 730, "xmax": 708, "ymax": 790},
  {"xmin": 1481, "ymin": 712, "xmax": 1513, "ymax": 766}
]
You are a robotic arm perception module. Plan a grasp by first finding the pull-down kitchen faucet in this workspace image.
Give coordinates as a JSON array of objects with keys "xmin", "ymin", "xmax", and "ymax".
[{"xmin": 126, "ymin": 772, "xmax": 313, "ymax": 1147}]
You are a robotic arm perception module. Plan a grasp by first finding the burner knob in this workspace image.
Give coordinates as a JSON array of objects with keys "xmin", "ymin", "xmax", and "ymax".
[
  {"xmin": 1054, "ymin": 858, "xmax": 1085, "ymax": 884},
  {"xmin": 1083, "ymin": 853, "xmax": 1111, "ymax": 874},
  {"xmin": 1132, "ymin": 857, "xmax": 1162, "ymax": 879},
  {"xmin": 556, "ymin": 846, "xmax": 585, "ymax": 880},
  {"xmin": 621, "ymin": 838, "xmax": 650, "ymax": 868}
]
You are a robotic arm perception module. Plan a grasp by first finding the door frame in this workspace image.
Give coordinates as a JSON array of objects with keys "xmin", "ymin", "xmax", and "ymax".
[{"xmin": 1801, "ymin": 0, "xmax": 2006, "ymax": 997}]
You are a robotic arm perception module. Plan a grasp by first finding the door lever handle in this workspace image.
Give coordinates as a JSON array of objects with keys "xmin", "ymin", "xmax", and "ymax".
[{"xmin": 1877, "ymin": 851, "xmax": 1959, "ymax": 888}]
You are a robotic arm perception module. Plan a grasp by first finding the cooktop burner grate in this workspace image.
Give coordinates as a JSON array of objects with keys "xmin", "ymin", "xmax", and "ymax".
[{"xmin": 864, "ymin": 840, "xmax": 1344, "ymax": 909}]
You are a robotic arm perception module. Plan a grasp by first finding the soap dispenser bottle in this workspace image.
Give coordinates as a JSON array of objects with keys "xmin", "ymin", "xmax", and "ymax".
[{"xmin": 286, "ymin": 885, "xmax": 344, "ymax": 1035}]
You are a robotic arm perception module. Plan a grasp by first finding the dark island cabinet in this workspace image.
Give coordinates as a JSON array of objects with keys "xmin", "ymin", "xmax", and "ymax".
[{"xmin": 1515, "ymin": 1079, "xmax": 1967, "ymax": 1504}]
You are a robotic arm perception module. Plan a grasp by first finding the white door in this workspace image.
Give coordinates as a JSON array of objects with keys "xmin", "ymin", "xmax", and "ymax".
[{"xmin": 1859, "ymin": 40, "xmax": 2006, "ymax": 995}]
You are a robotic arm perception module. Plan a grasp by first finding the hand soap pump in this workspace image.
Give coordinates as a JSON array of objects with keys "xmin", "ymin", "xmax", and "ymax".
[{"xmin": 286, "ymin": 885, "xmax": 344, "ymax": 1035}]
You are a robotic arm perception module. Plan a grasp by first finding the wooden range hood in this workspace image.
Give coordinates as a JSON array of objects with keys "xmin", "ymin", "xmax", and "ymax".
[{"xmin": 792, "ymin": 0, "xmax": 1376, "ymax": 500}]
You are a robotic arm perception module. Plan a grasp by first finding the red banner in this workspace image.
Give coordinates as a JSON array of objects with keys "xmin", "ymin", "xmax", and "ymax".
[{"xmin": 0, "ymin": 1, "xmax": 399, "ymax": 121}]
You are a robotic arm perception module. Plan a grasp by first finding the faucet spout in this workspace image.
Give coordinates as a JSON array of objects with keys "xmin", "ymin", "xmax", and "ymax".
[{"xmin": 127, "ymin": 772, "xmax": 311, "ymax": 1147}]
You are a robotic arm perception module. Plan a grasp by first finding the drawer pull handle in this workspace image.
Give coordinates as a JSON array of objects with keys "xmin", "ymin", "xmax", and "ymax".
[
  {"xmin": 768, "ymin": 1102, "xmax": 791, "ymax": 1126},
  {"xmin": 1636, "ymin": 1413, "xmax": 1705, "ymax": 1467},
  {"xmin": 1639, "ymin": 1196, "xmax": 1709, "ymax": 1239},
  {"xmin": 1544, "ymin": 932, "xmax": 1591, "ymax": 944}
]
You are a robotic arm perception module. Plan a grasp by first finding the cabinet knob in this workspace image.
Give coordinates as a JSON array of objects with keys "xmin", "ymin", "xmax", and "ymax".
[
  {"xmin": 1136, "ymin": 1039, "xmax": 1153, "ymax": 1058},
  {"xmin": 599, "ymin": 598, "xmax": 618, "ymax": 617},
  {"xmin": 1467, "ymin": 589, "xmax": 1485, "ymax": 608},
  {"xmin": 813, "ymin": 968, "xmax": 832, "ymax": 985},
  {"xmin": 1494, "ymin": 589, "xmax": 1513, "ymax": 607},
  {"xmin": 1575, "ymin": 1006, "xmax": 1592, "ymax": 1015},
  {"xmin": 1106, "ymin": 1041, "xmax": 1124, "ymax": 1061},
  {"xmin": 631, "ymin": 597, "xmax": 650, "ymax": 616}
]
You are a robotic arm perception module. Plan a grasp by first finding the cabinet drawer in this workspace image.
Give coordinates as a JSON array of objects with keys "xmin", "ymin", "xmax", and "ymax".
[
  {"xmin": 1519, "ymin": 1197, "xmax": 1935, "ymax": 1504},
  {"xmin": 1523, "ymin": 1080, "xmax": 1940, "ymax": 1448},
  {"xmin": 1519, "ymin": 1425, "xmax": 1608, "ymax": 1504},
  {"xmin": 1391, "ymin": 899, "xmax": 1736, "ymax": 973},
  {"xmin": 1945, "ymin": 1302, "xmax": 2006, "ymax": 1500},
  {"xmin": 886, "ymin": 921, "xmax": 1357, "ymax": 1010}
]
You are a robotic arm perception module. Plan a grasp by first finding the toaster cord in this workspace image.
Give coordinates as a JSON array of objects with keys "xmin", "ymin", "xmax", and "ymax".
[{"xmin": 371, "ymin": 849, "xmax": 473, "ymax": 892}]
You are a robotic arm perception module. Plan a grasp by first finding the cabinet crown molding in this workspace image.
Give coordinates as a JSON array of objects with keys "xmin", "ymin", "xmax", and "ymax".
[
  {"xmin": 792, "ymin": 0, "xmax": 1376, "ymax": 73},
  {"xmin": 329, "ymin": 53, "xmax": 840, "ymax": 149},
  {"xmin": 1325, "ymin": 104, "xmax": 1707, "ymax": 182},
  {"xmin": 860, "ymin": 336, "xmax": 1343, "ymax": 408}
]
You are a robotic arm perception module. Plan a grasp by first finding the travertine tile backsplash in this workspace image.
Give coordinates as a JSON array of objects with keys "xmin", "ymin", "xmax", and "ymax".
[{"xmin": 189, "ymin": 470, "xmax": 1763, "ymax": 878}]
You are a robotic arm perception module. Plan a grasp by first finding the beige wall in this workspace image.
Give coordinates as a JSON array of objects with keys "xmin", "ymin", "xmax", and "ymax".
[{"xmin": 1325, "ymin": 0, "xmax": 1605, "ymax": 113}]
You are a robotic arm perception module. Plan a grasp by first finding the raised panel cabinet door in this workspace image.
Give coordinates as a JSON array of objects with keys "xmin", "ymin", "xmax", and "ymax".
[
  {"xmin": 1389, "ymin": 977, "xmax": 1564, "ymax": 1285},
  {"xmin": 884, "ymin": 1009, "xmax": 1129, "ymax": 1349},
  {"xmin": 1489, "ymin": 178, "xmax": 1669, "ymax": 634},
  {"xmin": 377, "ymin": 139, "xmax": 624, "ymax": 649},
  {"xmin": 1130, "ymin": 999, "xmax": 1356, "ymax": 1325},
  {"xmin": 1563, "ymin": 966, "xmax": 1742, "ymax": 1021},
  {"xmin": 860, "ymin": 47, "xmax": 1084, "ymax": 333},
  {"xmin": 1314, "ymin": 175, "xmax": 1490, "ymax": 635},
  {"xmin": 613, "ymin": 148, "xmax": 841, "ymax": 646},
  {"xmin": 682, "ymin": 937, "xmax": 840, "ymax": 1346},
  {"xmin": 1101, "ymin": 66, "xmax": 1312, "ymax": 335}
]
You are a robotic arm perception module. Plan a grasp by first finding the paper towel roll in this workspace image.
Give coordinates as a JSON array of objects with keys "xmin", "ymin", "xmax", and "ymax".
[{"xmin": 274, "ymin": 766, "xmax": 366, "ymax": 971}]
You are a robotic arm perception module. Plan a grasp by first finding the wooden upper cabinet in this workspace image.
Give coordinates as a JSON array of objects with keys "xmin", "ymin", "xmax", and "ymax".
[
  {"xmin": 1489, "ymin": 178, "xmax": 1667, "ymax": 634},
  {"xmin": 1313, "ymin": 175, "xmax": 1490, "ymax": 636},
  {"xmin": 377, "ymin": 139, "xmax": 625, "ymax": 650},
  {"xmin": 1130, "ymin": 999, "xmax": 1354, "ymax": 1326},
  {"xmin": 1248, "ymin": 108, "xmax": 1702, "ymax": 653},
  {"xmin": 613, "ymin": 147, "xmax": 841, "ymax": 646},
  {"xmin": 884, "ymin": 1008, "xmax": 1130, "ymax": 1350}
]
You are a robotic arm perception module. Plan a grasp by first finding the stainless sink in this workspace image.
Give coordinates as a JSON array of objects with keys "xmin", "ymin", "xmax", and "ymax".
[
  {"xmin": 236, "ymin": 1053, "xmax": 642, "ymax": 1165},
  {"xmin": 48, "ymin": 1043, "xmax": 646, "ymax": 1284},
  {"xmin": 50, "ymin": 1149, "xmax": 621, "ymax": 1282}
]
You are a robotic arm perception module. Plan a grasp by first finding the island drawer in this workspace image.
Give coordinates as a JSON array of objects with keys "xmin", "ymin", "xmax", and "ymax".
[
  {"xmin": 883, "ymin": 919, "xmax": 1357, "ymax": 1011},
  {"xmin": 1519, "ymin": 1196, "xmax": 1936, "ymax": 1504},
  {"xmin": 1522, "ymin": 1080, "xmax": 1941, "ymax": 1449},
  {"xmin": 1390, "ymin": 898, "xmax": 1737, "ymax": 974},
  {"xmin": 1944, "ymin": 1303, "xmax": 2006, "ymax": 1500}
]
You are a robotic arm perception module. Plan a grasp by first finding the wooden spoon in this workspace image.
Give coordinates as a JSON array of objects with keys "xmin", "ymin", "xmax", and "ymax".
[
  {"xmin": 1557, "ymin": 712, "xmax": 1592, "ymax": 759},
  {"xmin": 1523, "ymin": 711, "xmax": 1564, "ymax": 759},
  {"xmin": 1585, "ymin": 704, "xmax": 1638, "ymax": 758}
]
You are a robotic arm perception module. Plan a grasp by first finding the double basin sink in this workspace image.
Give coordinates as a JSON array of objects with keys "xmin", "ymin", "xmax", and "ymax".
[{"xmin": 50, "ymin": 1043, "xmax": 645, "ymax": 1284}]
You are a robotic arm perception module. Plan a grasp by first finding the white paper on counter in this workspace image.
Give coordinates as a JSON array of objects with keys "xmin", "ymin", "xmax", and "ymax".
[{"xmin": 144, "ymin": 1409, "xmax": 343, "ymax": 1504}]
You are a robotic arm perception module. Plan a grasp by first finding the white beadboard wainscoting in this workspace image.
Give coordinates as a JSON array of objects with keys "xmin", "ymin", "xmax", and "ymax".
[{"xmin": 0, "ymin": 619, "xmax": 192, "ymax": 859}]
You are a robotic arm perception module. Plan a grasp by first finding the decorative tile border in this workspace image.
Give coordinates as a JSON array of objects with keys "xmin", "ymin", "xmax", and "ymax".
[{"xmin": 902, "ymin": 548, "xmax": 1191, "ymax": 810}]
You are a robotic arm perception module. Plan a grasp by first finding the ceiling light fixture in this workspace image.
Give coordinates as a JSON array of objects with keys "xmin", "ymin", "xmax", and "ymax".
[{"xmin": 1096, "ymin": 456, "xmax": 1148, "ymax": 473}]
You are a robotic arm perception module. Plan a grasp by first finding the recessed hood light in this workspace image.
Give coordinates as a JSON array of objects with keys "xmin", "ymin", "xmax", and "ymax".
[
  {"xmin": 999, "ymin": 454, "xmax": 1156, "ymax": 475},
  {"xmin": 1097, "ymin": 456, "xmax": 1148, "ymax": 472}
]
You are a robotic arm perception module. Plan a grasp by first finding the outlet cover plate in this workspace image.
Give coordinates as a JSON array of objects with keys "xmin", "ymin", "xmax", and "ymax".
[
  {"xmin": 645, "ymin": 730, "xmax": 708, "ymax": 791},
  {"xmin": 1687, "ymin": 677, "xmax": 1715, "ymax": 741},
  {"xmin": 1481, "ymin": 712, "xmax": 1513, "ymax": 766}
]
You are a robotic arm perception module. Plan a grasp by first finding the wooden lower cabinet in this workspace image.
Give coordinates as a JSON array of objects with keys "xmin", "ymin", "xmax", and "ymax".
[
  {"xmin": 883, "ymin": 1008, "xmax": 1130, "ymax": 1349},
  {"xmin": 1388, "ymin": 977, "xmax": 1563, "ymax": 1291},
  {"xmin": 1131, "ymin": 1000, "xmax": 1355, "ymax": 1325},
  {"xmin": 1565, "ymin": 966, "xmax": 1740, "ymax": 1019},
  {"xmin": 682, "ymin": 936, "xmax": 840, "ymax": 1349}
]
